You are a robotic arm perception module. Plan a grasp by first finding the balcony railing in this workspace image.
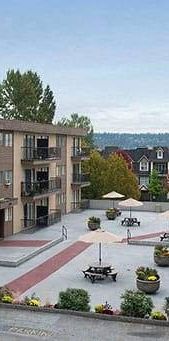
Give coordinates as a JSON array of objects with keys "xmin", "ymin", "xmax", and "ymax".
[
  {"xmin": 71, "ymin": 200, "xmax": 89, "ymax": 211},
  {"xmin": 21, "ymin": 147, "xmax": 61, "ymax": 161},
  {"xmin": 21, "ymin": 177, "xmax": 61, "ymax": 197},
  {"xmin": 71, "ymin": 147, "xmax": 90, "ymax": 158},
  {"xmin": 21, "ymin": 210, "xmax": 61, "ymax": 229},
  {"xmin": 72, "ymin": 173, "xmax": 90, "ymax": 184}
]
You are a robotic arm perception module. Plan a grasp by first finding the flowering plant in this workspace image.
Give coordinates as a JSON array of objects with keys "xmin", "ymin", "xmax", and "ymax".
[
  {"xmin": 136, "ymin": 267, "xmax": 159, "ymax": 281},
  {"xmin": 1, "ymin": 295, "xmax": 13, "ymax": 304},
  {"xmin": 151, "ymin": 311, "xmax": 167, "ymax": 320},
  {"xmin": 23, "ymin": 293, "xmax": 41, "ymax": 307}
]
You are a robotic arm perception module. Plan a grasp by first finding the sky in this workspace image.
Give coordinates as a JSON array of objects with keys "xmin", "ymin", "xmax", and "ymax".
[{"xmin": 0, "ymin": 0, "xmax": 169, "ymax": 133}]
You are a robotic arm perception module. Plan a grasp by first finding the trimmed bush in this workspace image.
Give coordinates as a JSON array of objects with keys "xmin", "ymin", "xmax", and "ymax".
[
  {"xmin": 57, "ymin": 288, "xmax": 90, "ymax": 312},
  {"xmin": 120, "ymin": 290, "xmax": 153, "ymax": 318}
]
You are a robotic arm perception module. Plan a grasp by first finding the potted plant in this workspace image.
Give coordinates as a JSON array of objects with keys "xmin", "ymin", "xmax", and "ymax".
[
  {"xmin": 105, "ymin": 208, "xmax": 117, "ymax": 220},
  {"xmin": 120, "ymin": 290, "xmax": 153, "ymax": 318},
  {"xmin": 136, "ymin": 266, "xmax": 160, "ymax": 294},
  {"xmin": 87, "ymin": 216, "xmax": 101, "ymax": 230},
  {"xmin": 154, "ymin": 245, "xmax": 169, "ymax": 267},
  {"xmin": 164, "ymin": 297, "xmax": 169, "ymax": 320}
]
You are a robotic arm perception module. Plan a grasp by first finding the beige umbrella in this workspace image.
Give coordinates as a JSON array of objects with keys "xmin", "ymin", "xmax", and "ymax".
[
  {"xmin": 119, "ymin": 197, "xmax": 143, "ymax": 218},
  {"xmin": 79, "ymin": 229, "xmax": 121, "ymax": 265},
  {"xmin": 102, "ymin": 191, "xmax": 125, "ymax": 208}
]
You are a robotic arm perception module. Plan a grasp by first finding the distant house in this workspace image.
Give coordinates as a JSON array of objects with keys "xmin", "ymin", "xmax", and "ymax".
[{"xmin": 101, "ymin": 145, "xmax": 169, "ymax": 200}]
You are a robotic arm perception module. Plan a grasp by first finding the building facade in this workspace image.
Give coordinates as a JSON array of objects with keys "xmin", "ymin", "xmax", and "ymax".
[
  {"xmin": 101, "ymin": 145, "xmax": 169, "ymax": 200},
  {"xmin": 0, "ymin": 119, "xmax": 90, "ymax": 237}
]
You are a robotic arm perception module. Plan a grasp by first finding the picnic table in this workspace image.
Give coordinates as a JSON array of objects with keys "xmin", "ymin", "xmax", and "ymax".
[
  {"xmin": 121, "ymin": 217, "xmax": 140, "ymax": 227},
  {"xmin": 160, "ymin": 232, "xmax": 169, "ymax": 241},
  {"xmin": 82, "ymin": 262, "xmax": 118, "ymax": 283}
]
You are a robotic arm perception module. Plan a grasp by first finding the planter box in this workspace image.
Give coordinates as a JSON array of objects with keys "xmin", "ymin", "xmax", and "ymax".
[
  {"xmin": 106, "ymin": 212, "xmax": 117, "ymax": 220},
  {"xmin": 136, "ymin": 278, "xmax": 160, "ymax": 294},
  {"xmin": 154, "ymin": 255, "xmax": 169, "ymax": 267},
  {"xmin": 88, "ymin": 222, "xmax": 100, "ymax": 231}
]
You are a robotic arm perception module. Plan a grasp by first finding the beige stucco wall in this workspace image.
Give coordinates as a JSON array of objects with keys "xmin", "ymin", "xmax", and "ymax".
[
  {"xmin": 13, "ymin": 132, "xmax": 25, "ymax": 233},
  {"xmin": 66, "ymin": 136, "xmax": 73, "ymax": 212}
]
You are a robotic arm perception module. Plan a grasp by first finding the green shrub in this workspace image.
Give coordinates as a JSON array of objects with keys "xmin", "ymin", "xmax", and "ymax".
[
  {"xmin": 88, "ymin": 216, "xmax": 100, "ymax": 224},
  {"xmin": 57, "ymin": 288, "xmax": 90, "ymax": 312},
  {"xmin": 151, "ymin": 311, "xmax": 167, "ymax": 320},
  {"xmin": 136, "ymin": 267, "xmax": 159, "ymax": 281},
  {"xmin": 120, "ymin": 290, "xmax": 153, "ymax": 318}
]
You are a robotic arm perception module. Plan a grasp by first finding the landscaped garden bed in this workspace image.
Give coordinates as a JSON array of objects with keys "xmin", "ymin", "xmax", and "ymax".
[{"xmin": 0, "ymin": 286, "xmax": 168, "ymax": 325}]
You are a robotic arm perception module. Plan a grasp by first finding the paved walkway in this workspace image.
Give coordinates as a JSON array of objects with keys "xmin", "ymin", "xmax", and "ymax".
[
  {"xmin": 0, "ymin": 308, "xmax": 168, "ymax": 341},
  {"xmin": 0, "ymin": 240, "xmax": 50, "ymax": 247},
  {"xmin": 7, "ymin": 241, "xmax": 91, "ymax": 295}
]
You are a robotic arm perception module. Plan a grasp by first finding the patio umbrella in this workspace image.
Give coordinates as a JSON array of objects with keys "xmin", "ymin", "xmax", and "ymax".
[
  {"xmin": 79, "ymin": 229, "xmax": 121, "ymax": 265},
  {"xmin": 118, "ymin": 198, "xmax": 143, "ymax": 218},
  {"xmin": 102, "ymin": 191, "xmax": 125, "ymax": 208}
]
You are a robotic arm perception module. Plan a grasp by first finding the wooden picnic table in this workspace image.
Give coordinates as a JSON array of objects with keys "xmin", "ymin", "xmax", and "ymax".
[
  {"xmin": 82, "ymin": 263, "xmax": 117, "ymax": 283},
  {"xmin": 121, "ymin": 217, "xmax": 140, "ymax": 227}
]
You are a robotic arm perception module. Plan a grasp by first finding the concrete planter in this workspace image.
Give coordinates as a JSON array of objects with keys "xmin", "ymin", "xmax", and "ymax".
[
  {"xmin": 154, "ymin": 255, "xmax": 169, "ymax": 267},
  {"xmin": 136, "ymin": 278, "xmax": 160, "ymax": 294},
  {"xmin": 88, "ymin": 222, "xmax": 100, "ymax": 231},
  {"xmin": 106, "ymin": 211, "xmax": 117, "ymax": 220}
]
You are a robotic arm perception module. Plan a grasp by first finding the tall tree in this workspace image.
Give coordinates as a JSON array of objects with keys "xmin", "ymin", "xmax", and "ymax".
[
  {"xmin": 58, "ymin": 113, "xmax": 94, "ymax": 148},
  {"xmin": 82, "ymin": 151, "xmax": 106, "ymax": 199},
  {"xmin": 148, "ymin": 169, "xmax": 162, "ymax": 200},
  {"xmin": 0, "ymin": 70, "xmax": 56, "ymax": 123},
  {"xmin": 104, "ymin": 154, "xmax": 140, "ymax": 199},
  {"xmin": 83, "ymin": 152, "xmax": 140, "ymax": 200}
]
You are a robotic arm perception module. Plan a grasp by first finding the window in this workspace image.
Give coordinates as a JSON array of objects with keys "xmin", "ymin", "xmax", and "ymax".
[
  {"xmin": 5, "ymin": 208, "xmax": 12, "ymax": 222},
  {"xmin": 157, "ymin": 149, "xmax": 163, "ymax": 159},
  {"xmin": 4, "ymin": 133, "xmax": 12, "ymax": 147},
  {"xmin": 0, "ymin": 171, "xmax": 3, "ymax": 184},
  {"xmin": 139, "ymin": 177, "xmax": 149, "ymax": 186},
  {"xmin": 56, "ymin": 136, "xmax": 65, "ymax": 147},
  {"xmin": 140, "ymin": 161, "xmax": 149, "ymax": 171},
  {"xmin": 4, "ymin": 170, "xmax": 12, "ymax": 184},
  {"xmin": 0, "ymin": 133, "xmax": 3, "ymax": 145},
  {"xmin": 155, "ymin": 163, "xmax": 167, "ymax": 174},
  {"xmin": 56, "ymin": 165, "xmax": 65, "ymax": 176},
  {"xmin": 56, "ymin": 193, "xmax": 61, "ymax": 205}
]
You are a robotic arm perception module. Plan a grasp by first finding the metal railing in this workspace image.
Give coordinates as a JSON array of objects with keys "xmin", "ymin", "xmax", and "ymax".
[
  {"xmin": 71, "ymin": 199, "xmax": 89, "ymax": 211},
  {"xmin": 72, "ymin": 173, "xmax": 90, "ymax": 184},
  {"xmin": 21, "ymin": 147, "xmax": 61, "ymax": 161},
  {"xmin": 21, "ymin": 177, "xmax": 61, "ymax": 197},
  {"xmin": 21, "ymin": 210, "xmax": 61, "ymax": 229},
  {"xmin": 71, "ymin": 147, "xmax": 90, "ymax": 158}
]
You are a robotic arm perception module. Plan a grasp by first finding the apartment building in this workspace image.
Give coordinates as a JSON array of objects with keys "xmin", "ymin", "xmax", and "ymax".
[
  {"xmin": 0, "ymin": 119, "xmax": 90, "ymax": 238},
  {"xmin": 101, "ymin": 145, "xmax": 169, "ymax": 200}
]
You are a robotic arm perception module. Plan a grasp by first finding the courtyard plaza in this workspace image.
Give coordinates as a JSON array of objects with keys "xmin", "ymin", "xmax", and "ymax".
[{"xmin": 0, "ymin": 209, "xmax": 168, "ymax": 311}]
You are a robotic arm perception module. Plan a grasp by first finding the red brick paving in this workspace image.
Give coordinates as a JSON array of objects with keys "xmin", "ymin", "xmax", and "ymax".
[
  {"xmin": 7, "ymin": 241, "xmax": 91, "ymax": 295},
  {"xmin": 121, "ymin": 231, "xmax": 165, "ymax": 243},
  {"xmin": 0, "ymin": 240, "xmax": 50, "ymax": 247}
]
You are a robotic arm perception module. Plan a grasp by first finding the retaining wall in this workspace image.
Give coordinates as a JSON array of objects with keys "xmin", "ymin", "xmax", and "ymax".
[{"xmin": 89, "ymin": 200, "xmax": 169, "ymax": 212}]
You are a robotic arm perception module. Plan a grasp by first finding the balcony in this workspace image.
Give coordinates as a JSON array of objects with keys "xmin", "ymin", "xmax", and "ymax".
[
  {"xmin": 21, "ymin": 177, "xmax": 61, "ymax": 198},
  {"xmin": 0, "ymin": 197, "xmax": 18, "ymax": 210},
  {"xmin": 21, "ymin": 210, "xmax": 61, "ymax": 229},
  {"xmin": 71, "ymin": 147, "xmax": 90, "ymax": 160},
  {"xmin": 72, "ymin": 173, "xmax": 90, "ymax": 187},
  {"xmin": 21, "ymin": 147, "xmax": 61, "ymax": 163}
]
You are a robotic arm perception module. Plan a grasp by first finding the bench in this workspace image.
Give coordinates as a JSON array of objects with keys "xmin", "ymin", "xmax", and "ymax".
[
  {"xmin": 83, "ymin": 271, "xmax": 106, "ymax": 283},
  {"xmin": 106, "ymin": 271, "xmax": 118, "ymax": 281},
  {"xmin": 160, "ymin": 233, "xmax": 169, "ymax": 241}
]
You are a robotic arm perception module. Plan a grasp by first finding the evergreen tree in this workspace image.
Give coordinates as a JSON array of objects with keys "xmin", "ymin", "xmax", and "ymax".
[
  {"xmin": 0, "ymin": 69, "xmax": 56, "ymax": 123},
  {"xmin": 148, "ymin": 169, "xmax": 162, "ymax": 200}
]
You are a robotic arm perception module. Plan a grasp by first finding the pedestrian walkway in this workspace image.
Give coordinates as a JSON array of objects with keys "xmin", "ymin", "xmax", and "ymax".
[
  {"xmin": 7, "ymin": 241, "xmax": 91, "ymax": 295},
  {"xmin": 0, "ymin": 240, "xmax": 50, "ymax": 247}
]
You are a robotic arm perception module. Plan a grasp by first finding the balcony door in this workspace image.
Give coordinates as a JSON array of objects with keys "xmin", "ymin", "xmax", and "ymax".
[
  {"xmin": 0, "ymin": 209, "xmax": 4, "ymax": 238},
  {"xmin": 37, "ymin": 137, "xmax": 48, "ymax": 159}
]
